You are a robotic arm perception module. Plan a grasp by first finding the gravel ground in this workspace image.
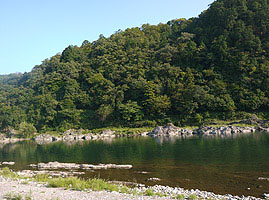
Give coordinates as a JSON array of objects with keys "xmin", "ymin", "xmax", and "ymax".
[
  {"xmin": 0, "ymin": 177, "xmax": 172, "ymax": 200},
  {"xmin": 137, "ymin": 185, "xmax": 265, "ymax": 200},
  {"xmin": 0, "ymin": 176, "xmax": 266, "ymax": 200}
]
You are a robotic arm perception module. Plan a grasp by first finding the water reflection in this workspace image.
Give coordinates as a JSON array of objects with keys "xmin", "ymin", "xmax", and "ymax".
[
  {"xmin": 0, "ymin": 133, "xmax": 269, "ymax": 197},
  {"xmin": 153, "ymin": 136, "xmax": 180, "ymax": 145}
]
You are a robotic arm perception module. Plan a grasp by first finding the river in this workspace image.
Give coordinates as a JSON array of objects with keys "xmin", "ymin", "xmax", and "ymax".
[{"xmin": 0, "ymin": 132, "xmax": 269, "ymax": 197}]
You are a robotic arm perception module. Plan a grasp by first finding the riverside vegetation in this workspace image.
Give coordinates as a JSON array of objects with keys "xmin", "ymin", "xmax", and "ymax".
[
  {"xmin": 0, "ymin": 167, "xmax": 267, "ymax": 200},
  {"xmin": 0, "ymin": 0, "xmax": 269, "ymax": 136}
]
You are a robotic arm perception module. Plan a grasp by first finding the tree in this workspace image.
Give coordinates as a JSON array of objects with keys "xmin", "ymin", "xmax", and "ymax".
[
  {"xmin": 118, "ymin": 101, "xmax": 144, "ymax": 122},
  {"xmin": 18, "ymin": 122, "xmax": 37, "ymax": 138}
]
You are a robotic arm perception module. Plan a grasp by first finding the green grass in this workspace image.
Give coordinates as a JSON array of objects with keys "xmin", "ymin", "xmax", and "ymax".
[
  {"xmin": 4, "ymin": 192, "xmax": 23, "ymax": 200},
  {"xmin": 0, "ymin": 167, "xmax": 131, "ymax": 194},
  {"xmin": 230, "ymin": 123, "xmax": 258, "ymax": 127},
  {"xmin": 4, "ymin": 192, "xmax": 32, "ymax": 200},
  {"xmin": 0, "ymin": 167, "xmax": 22, "ymax": 179},
  {"xmin": 143, "ymin": 189, "xmax": 168, "ymax": 197},
  {"xmin": 44, "ymin": 176, "xmax": 130, "ymax": 193},
  {"xmin": 34, "ymin": 173, "xmax": 50, "ymax": 182},
  {"xmin": 181, "ymin": 126, "xmax": 199, "ymax": 130},
  {"xmin": 155, "ymin": 192, "xmax": 167, "ymax": 197},
  {"xmin": 145, "ymin": 189, "xmax": 155, "ymax": 196},
  {"xmin": 91, "ymin": 127, "xmax": 153, "ymax": 136},
  {"xmin": 21, "ymin": 180, "xmax": 30, "ymax": 185},
  {"xmin": 176, "ymin": 194, "xmax": 185, "ymax": 200},
  {"xmin": 188, "ymin": 194, "xmax": 198, "ymax": 200}
]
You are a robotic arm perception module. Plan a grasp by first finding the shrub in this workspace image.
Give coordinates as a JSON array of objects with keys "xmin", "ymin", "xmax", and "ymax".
[
  {"xmin": 47, "ymin": 177, "xmax": 129, "ymax": 192},
  {"xmin": 18, "ymin": 122, "xmax": 37, "ymax": 138},
  {"xmin": 188, "ymin": 194, "xmax": 198, "ymax": 200},
  {"xmin": 145, "ymin": 189, "xmax": 155, "ymax": 196},
  {"xmin": 0, "ymin": 167, "xmax": 21, "ymax": 179},
  {"xmin": 176, "ymin": 194, "xmax": 185, "ymax": 200}
]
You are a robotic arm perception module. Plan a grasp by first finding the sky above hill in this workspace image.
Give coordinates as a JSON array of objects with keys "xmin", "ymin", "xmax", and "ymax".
[{"xmin": 0, "ymin": 0, "xmax": 214, "ymax": 75}]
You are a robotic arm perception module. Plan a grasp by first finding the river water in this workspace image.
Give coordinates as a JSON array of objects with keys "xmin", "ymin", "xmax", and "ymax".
[{"xmin": 0, "ymin": 133, "xmax": 269, "ymax": 197}]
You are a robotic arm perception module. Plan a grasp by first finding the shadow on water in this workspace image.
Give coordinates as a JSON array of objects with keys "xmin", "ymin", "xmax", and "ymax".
[{"xmin": 0, "ymin": 132, "xmax": 269, "ymax": 197}]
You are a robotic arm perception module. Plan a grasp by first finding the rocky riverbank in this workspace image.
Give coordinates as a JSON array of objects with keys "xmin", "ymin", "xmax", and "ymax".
[
  {"xmin": 33, "ymin": 129, "xmax": 118, "ymax": 144},
  {"xmin": 0, "ymin": 127, "xmax": 28, "ymax": 144},
  {"xmin": 148, "ymin": 124, "xmax": 262, "ymax": 137},
  {"xmin": 0, "ymin": 116, "xmax": 268, "ymax": 144},
  {"xmin": 33, "ymin": 123, "xmax": 269, "ymax": 144}
]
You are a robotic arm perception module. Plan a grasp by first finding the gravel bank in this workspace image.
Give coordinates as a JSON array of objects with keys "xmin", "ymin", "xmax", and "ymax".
[
  {"xmin": 0, "ymin": 177, "xmax": 171, "ymax": 200},
  {"xmin": 137, "ymin": 185, "xmax": 265, "ymax": 200},
  {"xmin": 0, "ymin": 176, "xmax": 266, "ymax": 200}
]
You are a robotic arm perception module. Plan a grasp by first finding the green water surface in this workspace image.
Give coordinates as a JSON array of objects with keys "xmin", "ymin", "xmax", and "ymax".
[{"xmin": 0, "ymin": 133, "xmax": 269, "ymax": 197}]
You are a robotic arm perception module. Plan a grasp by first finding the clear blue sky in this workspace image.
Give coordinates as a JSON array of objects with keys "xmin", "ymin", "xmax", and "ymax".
[{"xmin": 0, "ymin": 0, "xmax": 214, "ymax": 75}]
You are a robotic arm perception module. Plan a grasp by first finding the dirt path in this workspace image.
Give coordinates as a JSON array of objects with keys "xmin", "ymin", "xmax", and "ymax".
[{"xmin": 0, "ymin": 177, "xmax": 172, "ymax": 200}]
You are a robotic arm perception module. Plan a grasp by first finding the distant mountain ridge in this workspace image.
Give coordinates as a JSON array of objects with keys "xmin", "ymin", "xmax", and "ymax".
[
  {"xmin": 0, "ymin": 73, "xmax": 22, "ymax": 84},
  {"xmin": 0, "ymin": 0, "xmax": 268, "ymax": 131}
]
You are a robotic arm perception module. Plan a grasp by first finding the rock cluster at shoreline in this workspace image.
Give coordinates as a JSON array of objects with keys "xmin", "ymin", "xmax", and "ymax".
[
  {"xmin": 147, "ymin": 123, "xmax": 268, "ymax": 137},
  {"xmin": 29, "ymin": 161, "xmax": 133, "ymax": 170},
  {"xmin": 32, "ymin": 123, "xmax": 269, "ymax": 144},
  {"xmin": 34, "ymin": 129, "xmax": 116, "ymax": 144},
  {"xmin": 18, "ymin": 170, "xmax": 85, "ymax": 177},
  {"xmin": 148, "ymin": 124, "xmax": 193, "ymax": 137}
]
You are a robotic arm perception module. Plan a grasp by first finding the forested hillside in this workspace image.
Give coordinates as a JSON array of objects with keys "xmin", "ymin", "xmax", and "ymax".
[{"xmin": 1, "ymin": 0, "xmax": 268, "ymax": 132}]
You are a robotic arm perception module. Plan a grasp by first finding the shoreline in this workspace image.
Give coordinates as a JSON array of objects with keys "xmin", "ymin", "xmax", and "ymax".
[
  {"xmin": 0, "ymin": 124, "xmax": 268, "ymax": 145},
  {"xmin": 33, "ymin": 124, "xmax": 269, "ymax": 144},
  {"xmin": 0, "ymin": 172, "xmax": 266, "ymax": 200}
]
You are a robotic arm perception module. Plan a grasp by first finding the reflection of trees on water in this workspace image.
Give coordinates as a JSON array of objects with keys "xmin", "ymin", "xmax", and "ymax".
[
  {"xmin": 0, "ymin": 141, "xmax": 38, "ymax": 169},
  {"xmin": 0, "ymin": 134, "xmax": 268, "ymax": 197},
  {"xmin": 153, "ymin": 136, "xmax": 180, "ymax": 145},
  {"xmin": 0, "ymin": 133, "xmax": 268, "ymax": 172}
]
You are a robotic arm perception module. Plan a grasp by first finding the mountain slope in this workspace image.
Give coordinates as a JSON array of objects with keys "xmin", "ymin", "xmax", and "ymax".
[{"xmin": 0, "ymin": 0, "xmax": 268, "ymax": 131}]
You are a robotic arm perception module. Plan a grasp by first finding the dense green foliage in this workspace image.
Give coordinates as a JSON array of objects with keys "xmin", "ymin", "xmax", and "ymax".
[{"xmin": 0, "ymin": 0, "xmax": 268, "ymax": 132}]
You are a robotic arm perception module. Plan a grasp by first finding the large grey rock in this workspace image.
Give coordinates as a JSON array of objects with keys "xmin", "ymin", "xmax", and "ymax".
[
  {"xmin": 63, "ymin": 129, "xmax": 77, "ymax": 135},
  {"xmin": 151, "ymin": 126, "xmax": 165, "ymax": 135},
  {"xmin": 148, "ymin": 123, "xmax": 191, "ymax": 137},
  {"xmin": 34, "ymin": 134, "xmax": 55, "ymax": 144},
  {"xmin": 101, "ymin": 129, "xmax": 116, "ymax": 137},
  {"xmin": 257, "ymin": 127, "xmax": 269, "ymax": 132},
  {"xmin": 62, "ymin": 134, "xmax": 76, "ymax": 141},
  {"xmin": 80, "ymin": 133, "xmax": 92, "ymax": 140}
]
